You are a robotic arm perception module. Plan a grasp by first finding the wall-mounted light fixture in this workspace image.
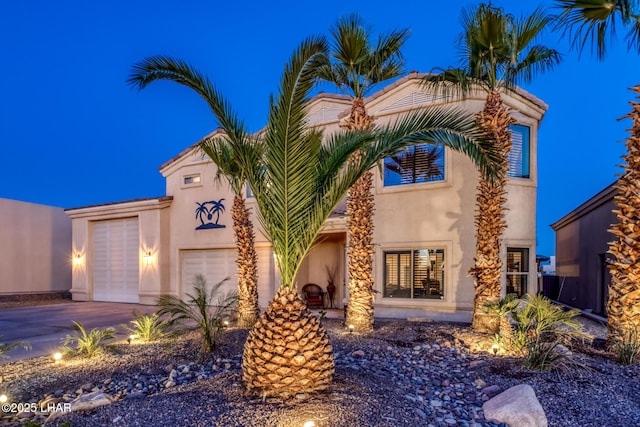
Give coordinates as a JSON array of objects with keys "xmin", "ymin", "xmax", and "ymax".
[
  {"xmin": 143, "ymin": 251, "xmax": 153, "ymax": 266},
  {"xmin": 72, "ymin": 253, "xmax": 83, "ymax": 267}
]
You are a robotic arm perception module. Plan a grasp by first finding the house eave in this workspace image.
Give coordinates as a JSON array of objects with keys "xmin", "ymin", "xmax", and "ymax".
[
  {"xmin": 550, "ymin": 181, "xmax": 617, "ymax": 230},
  {"xmin": 65, "ymin": 196, "xmax": 173, "ymax": 219}
]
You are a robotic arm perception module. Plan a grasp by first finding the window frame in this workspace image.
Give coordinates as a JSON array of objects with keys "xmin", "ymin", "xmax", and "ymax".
[
  {"xmin": 508, "ymin": 124, "xmax": 531, "ymax": 179},
  {"xmin": 506, "ymin": 247, "xmax": 530, "ymax": 297},
  {"xmin": 182, "ymin": 173, "xmax": 202, "ymax": 188},
  {"xmin": 383, "ymin": 248, "xmax": 446, "ymax": 300},
  {"xmin": 382, "ymin": 143, "xmax": 446, "ymax": 188}
]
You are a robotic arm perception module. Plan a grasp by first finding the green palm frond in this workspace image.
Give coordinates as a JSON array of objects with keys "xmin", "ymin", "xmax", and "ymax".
[
  {"xmin": 425, "ymin": 3, "xmax": 560, "ymax": 97},
  {"xmin": 554, "ymin": 0, "xmax": 640, "ymax": 59},
  {"xmin": 318, "ymin": 13, "xmax": 409, "ymax": 98}
]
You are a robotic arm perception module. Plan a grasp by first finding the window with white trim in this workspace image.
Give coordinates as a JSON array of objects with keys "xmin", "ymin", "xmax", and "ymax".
[
  {"xmin": 183, "ymin": 173, "xmax": 201, "ymax": 186},
  {"xmin": 507, "ymin": 247, "xmax": 529, "ymax": 297},
  {"xmin": 384, "ymin": 249, "xmax": 445, "ymax": 299},
  {"xmin": 508, "ymin": 124, "xmax": 530, "ymax": 178},
  {"xmin": 383, "ymin": 144, "xmax": 444, "ymax": 186}
]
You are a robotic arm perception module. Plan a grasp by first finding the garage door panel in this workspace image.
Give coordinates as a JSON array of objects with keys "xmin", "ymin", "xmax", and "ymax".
[{"xmin": 93, "ymin": 218, "xmax": 139, "ymax": 303}]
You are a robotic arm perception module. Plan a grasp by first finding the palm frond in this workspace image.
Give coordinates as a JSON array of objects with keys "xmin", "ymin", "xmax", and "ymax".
[{"xmin": 554, "ymin": 0, "xmax": 639, "ymax": 59}]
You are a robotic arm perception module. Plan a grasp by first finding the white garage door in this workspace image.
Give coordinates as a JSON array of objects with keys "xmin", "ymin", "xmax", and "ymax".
[
  {"xmin": 181, "ymin": 247, "xmax": 275, "ymax": 307},
  {"xmin": 93, "ymin": 218, "xmax": 139, "ymax": 303}
]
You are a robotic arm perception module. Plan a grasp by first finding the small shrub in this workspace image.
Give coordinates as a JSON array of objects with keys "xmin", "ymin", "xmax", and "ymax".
[
  {"xmin": 62, "ymin": 321, "xmax": 115, "ymax": 358},
  {"xmin": 123, "ymin": 312, "xmax": 168, "ymax": 342},
  {"xmin": 612, "ymin": 327, "xmax": 640, "ymax": 365},
  {"xmin": 489, "ymin": 294, "xmax": 583, "ymax": 370},
  {"xmin": 0, "ymin": 334, "xmax": 30, "ymax": 359},
  {"xmin": 157, "ymin": 274, "xmax": 237, "ymax": 354}
]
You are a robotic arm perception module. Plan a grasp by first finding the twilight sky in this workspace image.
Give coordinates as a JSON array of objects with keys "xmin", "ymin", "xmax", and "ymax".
[{"xmin": 1, "ymin": 0, "xmax": 638, "ymax": 257}]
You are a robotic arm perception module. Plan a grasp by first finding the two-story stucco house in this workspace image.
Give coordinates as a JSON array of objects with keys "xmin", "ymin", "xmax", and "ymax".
[{"xmin": 65, "ymin": 72, "xmax": 547, "ymax": 321}]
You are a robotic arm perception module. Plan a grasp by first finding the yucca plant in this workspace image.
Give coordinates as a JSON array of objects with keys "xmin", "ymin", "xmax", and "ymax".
[
  {"xmin": 0, "ymin": 334, "xmax": 30, "ymax": 359},
  {"xmin": 62, "ymin": 321, "xmax": 115, "ymax": 358},
  {"xmin": 611, "ymin": 326, "xmax": 640, "ymax": 365},
  {"xmin": 123, "ymin": 312, "xmax": 168, "ymax": 343},
  {"xmin": 129, "ymin": 35, "xmax": 499, "ymax": 399},
  {"xmin": 157, "ymin": 274, "xmax": 237, "ymax": 354}
]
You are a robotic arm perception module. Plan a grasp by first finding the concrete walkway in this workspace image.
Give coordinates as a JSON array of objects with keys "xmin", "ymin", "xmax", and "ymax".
[{"xmin": 0, "ymin": 302, "xmax": 156, "ymax": 363}]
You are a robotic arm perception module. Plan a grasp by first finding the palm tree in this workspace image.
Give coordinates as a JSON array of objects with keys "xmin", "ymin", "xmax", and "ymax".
[
  {"xmin": 425, "ymin": 3, "xmax": 560, "ymax": 333},
  {"xmin": 128, "ymin": 63, "xmax": 263, "ymax": 328},
  {"xmin": 129, "ymin": 36, "xmax": 499, "ymax": 398},
  {"xmin": 317, "ymin": 14, "xmax": 410, "ymax": 332},
  {"xmin": 554, "ymin": 0, "xmax": 640, "ymax": 345}
]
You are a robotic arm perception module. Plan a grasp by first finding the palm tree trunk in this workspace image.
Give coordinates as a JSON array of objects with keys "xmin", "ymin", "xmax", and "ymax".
[
  {"xmin": 233, "ymin": 195, "xmax": 260, "ymax": 328},
  {"xmin": 242, "ymin": 286, "xmax": 334, "ymax": 398},
  {"xmin": 607, "ymin": 85, "xmax": 640, "ymax": 345},
  {"xmin": 470, "ymin": 91, "xmax": 516, "ymax": 333},
  {"xmin": 345, "ymin": 98, "xmax": 376, "ymax": 332}
]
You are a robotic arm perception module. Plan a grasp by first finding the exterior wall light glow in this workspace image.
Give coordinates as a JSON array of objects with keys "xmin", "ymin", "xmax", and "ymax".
[
  {"xmin": 72, "ymin": 254, "xmax": 83, "ymax": 267},
  {"xmin": 143, "ymin": 251, "xmax": 153, "ymax": 266}
]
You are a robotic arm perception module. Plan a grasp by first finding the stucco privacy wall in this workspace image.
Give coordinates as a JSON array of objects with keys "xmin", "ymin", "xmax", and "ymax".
[{"xmin": 0, "ymin": 198, "xmax": 71, "ymax": 295}]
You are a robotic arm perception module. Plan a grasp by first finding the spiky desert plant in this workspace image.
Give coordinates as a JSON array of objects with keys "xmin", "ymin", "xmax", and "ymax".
[
  {"xmin": 611, "ymin": 325, "xmax": 640, "ymax": 364},
  {"xmin": 157, "ymin": 274, "xmax": 237, "ymax": 354},
  {"xmin": 317, "ymin": 14, "xmax": 409, "ymax": 332},
  {"xmin": 0, "ymin": 335, "xmax": 30, "ymax": 359},
  {"xmin": 425, "ymin": 3, "xmax": 560, "ymax": 333},
  {"xmin": 130, "ymin": 35, "xmax": 498, "ymax": 399},
  {"xmin": 123, "ymin": 312, "xmax": 168, "ymax": 342},
  {"xmin": 486, "ymin": 294, "xmax": 520, "ymax": 349},
  {"xmin": 553, "ymin": 0, "xmax": 640, "ymax": 346},
  {"xmin": 62, "ymin": 321, "xmax": 115, "ymax": 358},
  {"xmin": 129, "ymin": 63, "xmax": 263, "ymax": 330}
]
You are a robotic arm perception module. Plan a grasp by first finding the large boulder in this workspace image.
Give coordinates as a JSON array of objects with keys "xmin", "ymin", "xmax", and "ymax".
[{"xmin": 482, "ymin": 384, "xmax": 547, "ymax": 427}]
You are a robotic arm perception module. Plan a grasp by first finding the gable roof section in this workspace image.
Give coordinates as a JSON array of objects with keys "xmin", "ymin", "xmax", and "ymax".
[{"xmin": 550, "ymin": 181, "xmax": 617, "ymax": 230}]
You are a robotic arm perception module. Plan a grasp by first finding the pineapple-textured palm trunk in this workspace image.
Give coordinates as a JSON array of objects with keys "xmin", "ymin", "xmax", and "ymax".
[
  {"xmin": 470, "ymin": 91, "xmax": 515, "ymax": 334},
  {"xmin": 232, "ymin": 195, "xmax": 260, "ymax": 328},
  {"xmin": 607, "ymin": 85, "xmax": 640, "ymax": 345},
  {"xmin": 242, "ymin": 286, "xmax": 335, "ymax": 398},
  {"xmin": 345, "ymin": 98, "xmax": 376, "ymax": 332}
]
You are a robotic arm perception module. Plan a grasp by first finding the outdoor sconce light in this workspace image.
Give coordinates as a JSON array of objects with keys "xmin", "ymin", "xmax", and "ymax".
[
  {"xmin": 491, "ymin": 343, "xmax": 499, "ymax": 355},
  {"xmin": 53, "ymin": 352, "xmax": 62, "ymax": 362},
  {"xmin": 72, "ymin": 254, "xmax": 83, "ymax": 267},
  {"xmin": 143, "ymin": 251, "xmax": 153, "ymax": 266},
  {"xmin": 348, "ymin": 324, "xmax": 354, "ymax": 334}
]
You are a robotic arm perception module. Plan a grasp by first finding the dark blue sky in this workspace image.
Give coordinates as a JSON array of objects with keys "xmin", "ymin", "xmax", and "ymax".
[{"xmin": 1, "ymin": 1, "xmax": 638, "ymax": 257}]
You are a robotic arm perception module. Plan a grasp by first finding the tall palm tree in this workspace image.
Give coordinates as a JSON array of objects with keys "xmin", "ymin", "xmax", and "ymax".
[
  {"xmin": 554, "ymin": 0, "xmax": 640, "ymax": 345},
  {"xmin": 129, "ymin": 36, "xmax": 499, "ymax": 398},
  {"xmin": 128, "ymin": 61, "xmax": 262, "ymax": 328},
  {"xmin": 317, "ymin": 14, "xmax": 410, "ymax": 332},
  {"xmin": 425, "ymin": 3, "xmax": 560, "ymax": 333}
]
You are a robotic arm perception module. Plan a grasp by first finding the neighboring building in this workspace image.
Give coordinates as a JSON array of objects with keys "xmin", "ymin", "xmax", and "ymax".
[
  {"xmin": 0, "ymin": 198, "xmax": 72, "ymax": 295},
  {"xmin": 550, "ymin": 182, "xmax": 616, "ymax": 316},
  {"xmin": 66, "ymin": 72, "xmax": 547, "ymax": 321}
]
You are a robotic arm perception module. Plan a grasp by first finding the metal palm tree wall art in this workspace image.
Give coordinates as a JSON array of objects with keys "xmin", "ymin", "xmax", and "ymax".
[{"xmin": 195, "ymin": 199, "xmax": 226, "ymax": 229}]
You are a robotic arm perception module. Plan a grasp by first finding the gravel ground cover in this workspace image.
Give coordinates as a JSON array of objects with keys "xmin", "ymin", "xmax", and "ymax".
[{"xmin": 1, "ymin": 317, "xmax": 638, "ymax": 427}]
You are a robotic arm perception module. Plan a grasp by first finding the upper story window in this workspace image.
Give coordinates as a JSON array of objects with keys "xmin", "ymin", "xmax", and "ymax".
[
  {"xmin": 182, "ymin": 173, "xmax": 202, "ymax": 188},
  {"xmin": 508, "ymin": 124, "xmax": 530, "ymax": 178},
  {"xmin": 383, "ymin": 144, "xmax": 445, "ymax": 187},
  {"xmin": 384, "ymin": 248, "xmax": 445, "ymax": 300}
]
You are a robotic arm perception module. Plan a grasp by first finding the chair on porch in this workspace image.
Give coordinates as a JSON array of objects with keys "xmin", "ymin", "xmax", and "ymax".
[{"xmin": 302, "ymin": 283, "xmax": 325, "ymax": 309}]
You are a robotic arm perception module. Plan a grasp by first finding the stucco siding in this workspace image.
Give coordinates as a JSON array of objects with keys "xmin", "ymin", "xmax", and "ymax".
[{"xmin": 0, "ymin": 198, "xmax": 71, "ymax": 295}]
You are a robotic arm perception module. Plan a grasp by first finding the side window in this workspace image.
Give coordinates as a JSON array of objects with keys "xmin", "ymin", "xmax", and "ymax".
[
  {"xmin": 508, "ymin": 124, "xmax": 530, "ymax": 178},
  {"xmin": 383, "ymin": 144, "xmax": 445, "ymax": 186},
  {"xmin": 182, "ymin": 173, "xmax": 202, "ymax": 188},
  {"xmin": 507, "ymin": 247, "xmax": 529, "ymax": 297},
  {"xmin": 384, "ymin": 249, "xmax": 445, "ymax": 300}
]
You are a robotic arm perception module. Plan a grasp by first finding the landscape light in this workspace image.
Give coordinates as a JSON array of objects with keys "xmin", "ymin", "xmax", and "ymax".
[
  {"xmin": 491, "ymin": 344, "xmax": 499, "ymax": 355},
  {"xmin": 0, "ymin": 394, "xmax": 7, "ymax": 403},
  {"xmin": 303, "ymin": 421, "xmax": 316, "ymax": 427},
  {"xmin": 348, "ymin": 324, "xmax": 354, "ymax": 334},
  {"xmin": 53, "ymin": 352, "xmax": 62, "ymax": 362},
  {"xmin": 223, "ymin": 320, "xmax": 230, "ymax": 327}
]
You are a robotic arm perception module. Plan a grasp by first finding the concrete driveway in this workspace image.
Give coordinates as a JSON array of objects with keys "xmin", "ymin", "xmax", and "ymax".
[{"xmin": 0, "ymin": 302, "xmax": 157, "ymax": 363}]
